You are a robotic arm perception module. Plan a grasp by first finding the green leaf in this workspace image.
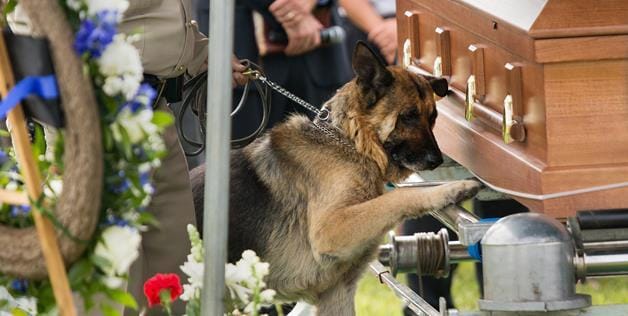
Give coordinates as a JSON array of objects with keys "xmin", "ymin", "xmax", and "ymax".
[
  {"xmin": 68, "ymin": 259, "xmax": 94, "ymax": 286},
  {"xmin": 151, "ymin": 111, "xmax": 174, "ymax": 128},
  {"xmin": 105, "ymin": 289, "xmax": 138, "ymax": 310},
  {"xmin": 32, "ymin": 124, "xmax": 46, "ymax": 159},
  {"xmin": 186, "ymin": 299, "xmax": 201, "ymax": 316},
  {"xmin": 3, "ymin": 0, "xmax": 18, "ymax": 16},
  {"xmin": 91, "ymin": 254, "xmax": 112, "ymax": 272},
  {"xmin": 101, "ymin": 304, "xmax": 121, "ymax": 316},
  {"xmin": 11, "ymin": 307, "xmax": 29, "ymax": 316},
  {"xmin": 137, "ymin": 211, "xmax": 160, "ymax": 228},
  {"xmin": 0, "ymin": 129, "xmax": 10, "ymax": 137}
]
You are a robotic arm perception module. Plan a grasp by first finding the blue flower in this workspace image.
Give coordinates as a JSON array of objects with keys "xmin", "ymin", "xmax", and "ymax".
[
  {"xmin": 121, "ymin": 83, "xmax": 157, "ymax": 113},
  {"xmin": 73, "ymin": 10, "xmax": 118, "ymax": 57},
  {"xmin": 132, "ymin": 145, "xmax": 147, "ymax": 160},
  {"xmin": 10, "ymin": 205, "xmax": 31, "ymax": 217},
  {"xmin": 0, "ymin": 149, "xmax": 8, "ymax": 165},
  {"xmin": 139, "ymin": 171, "xmax": 151, "ymax": 187},
  {"xmin": 109, "ymin": 170, "xmax": 130, "ymax": 193},
  {"xmin": 10, "ymin": 279, "xmax": 28, "ymax": 294},
  {"xmin": 102, "ymin": 214, "xmax": 130, "ymax": 227}
]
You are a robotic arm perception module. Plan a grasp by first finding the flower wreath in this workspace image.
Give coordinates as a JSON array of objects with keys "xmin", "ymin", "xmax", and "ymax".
[{"xmin": 0, "ymin": 0, "xmax": 172, "ymax": 314}]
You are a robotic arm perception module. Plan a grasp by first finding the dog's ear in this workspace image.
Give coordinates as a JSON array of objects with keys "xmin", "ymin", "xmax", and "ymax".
[
  {"xmin": 422, "ymin": 75, "xmax": 449, "ymax": 97},
  {"xmin": 352, "ymin": 41, "xmax": 394, "ymax": 107}
]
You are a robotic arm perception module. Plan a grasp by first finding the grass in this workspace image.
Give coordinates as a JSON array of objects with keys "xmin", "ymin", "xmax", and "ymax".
[{"xmin": 356, "ymin": 262, "xmax": 628, "ymax": 315}]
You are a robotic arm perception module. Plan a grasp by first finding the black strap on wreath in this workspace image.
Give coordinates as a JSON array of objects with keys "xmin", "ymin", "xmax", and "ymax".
[{"xmin": 178, "ymin": 59, "xmax": 271, "ymax": 156}]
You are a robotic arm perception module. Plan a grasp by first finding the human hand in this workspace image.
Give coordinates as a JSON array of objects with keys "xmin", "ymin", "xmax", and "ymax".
[
  {"xmin": 232, "ymin": 55, "xmax": 248, "ymax": 87},
  {"xmin": 269, "ymin": 0, "xmax": 317, "ymax": 27},
  {"xmin": 283, "ymin": 14, "xmax": 322, "ymax": 56},
  {"xmin": 368, "ymin": 18, "xmax": 397, "ymax": 64}
]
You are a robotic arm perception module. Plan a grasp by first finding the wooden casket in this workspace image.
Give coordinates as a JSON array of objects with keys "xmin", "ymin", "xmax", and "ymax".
[{"xmin": 396, "ymin": 0, "xmax": 628, "ymax": 217}]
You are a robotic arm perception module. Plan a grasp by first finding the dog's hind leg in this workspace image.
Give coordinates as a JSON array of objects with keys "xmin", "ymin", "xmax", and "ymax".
[
  {"xmin": 310, "ymin": 180, "xmax": 480, "ymax": 261},
  {"xmin": 316, "ymin": 282, "xmax": 357, "ymax": 316}
]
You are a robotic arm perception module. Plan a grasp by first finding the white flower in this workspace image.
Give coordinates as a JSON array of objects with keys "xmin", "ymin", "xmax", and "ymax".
[
  {"xmin": 93, "ymin": 226, "xmax": 141, "ymax": 283},
  {"xmin": 226, "ymin": 262, "xmax": 252, "ymax": 285},
  {"xmin": 86, "ymin": 0, "xmax": 129, "ymax": 18},
  {"xmin": 5, "ymin": 181, "xmax": 18, "ymax": 191},
  {"xmin": 66, "ymin": 0, "xmax": 83, "ymax": 11},
  {"xmin": 13, "ymin": 296, "xmax": 37, "ymax": 315},
  {"xmin": 0, "ymin": 286, "xmax": 37, "ymax": 315},
  {"xmin": 113, "ymin": 108, "xmax": 157, "ymax": 144},
  {"xmin": 187, "ymin": 224, "xmax": 204, "ymax": 262},
  {"xmin": 44, "ymin": 179, "xmax": 63, "ymax": 198},
  {"xmin": 225, "ymin": 263, "xmax": 253, "ymax": 303},
  {"xmin": 103, "ymin": 75, "xmax": 140, "ymax": 101},
  {"xmin": 180, "ymin": 283, "xmax": 198, "ymax": 302},
  {"xmin": 259, "ymin": 289, "xmax": 276, "ymax": 302},
  {"xmin": 241, "ymin": 250, "xmax": 260, "ymax": 265},
  {"xmin": 180, "ymin": 255, "xmax": 204, "ymax": 288},
  {"xmin": 102, "ymin": 275, "xmax": 125, "ymax": 289},
  {"xmin": 98, "ymin": 35, "xmax": 143, "ymax": 100},
  {"xmin": 253, "ymin": 261, "xmax": 270, "ymax": 278}
]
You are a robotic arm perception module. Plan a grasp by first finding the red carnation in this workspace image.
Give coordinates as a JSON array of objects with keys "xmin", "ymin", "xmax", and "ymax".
[{"xmin": 143, "ymin": 273, "xmax": 183, "ymax": 309}]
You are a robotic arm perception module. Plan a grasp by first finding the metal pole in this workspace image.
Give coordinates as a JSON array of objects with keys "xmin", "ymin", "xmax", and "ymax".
[
  {"xmin": 430, "ymin": 204, "xmax": 479, "ymax": 234},
  {"xmin": 202, "ymin": 0, "xmax": 234, "ymax": 314},
  {"xmin": 369, "ymin": 261, "xmax": 440, "ymax": 316},
  {"xmin": 393, "ymin": 182, "xmax": 480, "ymax": 234}
]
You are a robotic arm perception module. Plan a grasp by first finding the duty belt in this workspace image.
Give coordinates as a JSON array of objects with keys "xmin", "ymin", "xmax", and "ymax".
[{"xmin": 143, "ymin": 74, "xmax": 184, "ymax": 104}]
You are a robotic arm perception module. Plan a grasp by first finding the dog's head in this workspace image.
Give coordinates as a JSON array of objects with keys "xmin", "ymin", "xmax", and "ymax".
[{"xmin": 332, "ymin": 42, "xmax": 448, "ymax": 181}]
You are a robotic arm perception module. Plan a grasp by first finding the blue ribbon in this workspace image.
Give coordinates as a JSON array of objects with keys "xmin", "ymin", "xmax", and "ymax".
[
  {"xmin": 467, "ymin": 217, "xmax": 501, "ymax": 261},
  {"xmin": 0, "ymin": 75, "xmax": 59, "ymax": 119}
]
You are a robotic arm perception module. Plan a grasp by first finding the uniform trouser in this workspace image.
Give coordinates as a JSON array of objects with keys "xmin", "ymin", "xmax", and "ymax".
[{"xmin": 125, "ymin": 98, "xmax": 196, "ymax": 315}]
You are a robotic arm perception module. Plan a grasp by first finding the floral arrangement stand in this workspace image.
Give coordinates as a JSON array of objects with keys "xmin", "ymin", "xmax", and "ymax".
[
  {"xmin": 1, "ymin": 0, "xmax": 176, "ymax": 314},
  {"xmin": 0, "ymin": 0, "xmax": 108, "ymax": 314},
  {"xmin": 0, "ymin": 34, "xmax": 77, "ymax": 315}
]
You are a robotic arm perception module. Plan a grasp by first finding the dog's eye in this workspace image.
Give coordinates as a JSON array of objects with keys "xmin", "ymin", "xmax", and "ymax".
[{"xmin": 400, "ymin": 108, "xmax": 419, "ymax": 124}]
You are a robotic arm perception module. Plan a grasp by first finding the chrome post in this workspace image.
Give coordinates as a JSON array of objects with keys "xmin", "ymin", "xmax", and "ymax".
[{"xmin": 201, "ymin": 0, "xmax": 234, "ymax": 314}]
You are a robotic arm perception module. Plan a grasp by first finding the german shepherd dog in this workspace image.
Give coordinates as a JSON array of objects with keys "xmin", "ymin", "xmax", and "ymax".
[{"xmin": 191, "ymin": 42, "xmax": 480, "ymax": 315}]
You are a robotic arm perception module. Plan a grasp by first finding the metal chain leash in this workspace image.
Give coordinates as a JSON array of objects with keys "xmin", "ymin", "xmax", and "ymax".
[
  {"xmin": 244, "ymin": 69, "xmax": 354, "ymax": 150},
  {"xmin": 253, "ymin": 71, "xmax": 322, "ymax": 116}
]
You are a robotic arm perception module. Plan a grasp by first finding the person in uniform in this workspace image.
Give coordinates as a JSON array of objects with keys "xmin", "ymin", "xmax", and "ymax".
[{"xmin": 117, "ymin": 2, "xmax": 204, "ymax": 313}]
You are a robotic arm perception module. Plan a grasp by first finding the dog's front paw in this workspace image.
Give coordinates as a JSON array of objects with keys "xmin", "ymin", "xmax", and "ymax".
[{"xmin": 434, "ymin": 180, "xmax": 482, "ymax": 209}]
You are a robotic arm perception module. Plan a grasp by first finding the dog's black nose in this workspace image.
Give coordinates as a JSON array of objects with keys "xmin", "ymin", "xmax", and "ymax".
[{"xmin": 425, "ymin": 154, "xmax": 443, "ymax": 170}]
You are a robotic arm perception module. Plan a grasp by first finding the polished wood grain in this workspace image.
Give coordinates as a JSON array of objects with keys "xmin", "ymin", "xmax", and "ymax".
[
  {"xmin": 534, "ymin": 35, "xmax": 628, "ymax": 63},
  {"xmin": 529, "ymin": 0, "xmax": 628, "ymax": 38},
  {"xmin": 405, "ymin": 11, "xmax": 421, "ymax": 61},
  {"xmin": 544, "ymin": 60, "xmax": 628, "ymax": 167},
  {"xmin": 397, "ymin": 0, "xmax": 547, "ymax": 158},
  {"xmin": 505, "ymin": 63, "xmax": 523, "ymax": 120},
  {"xmin": 469, "ymin": 45, "xmax": 486, "ymax": 97},
  {"xmin": 0, "ymin": 189, "xmax": 29, "ymax": 205},
  {"xmin": 401, "ymin": 0, "xmax": 537, "ymax": 61},
  {"xmin": 435, "ymin": 27, "xmax": 452, "ymax": 76},
  {"xmin": 397, "ymin": 0, "xmax": 628, "ymax": 216}
]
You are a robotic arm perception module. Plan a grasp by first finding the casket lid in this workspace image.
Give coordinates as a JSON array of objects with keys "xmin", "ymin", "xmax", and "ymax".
[{"xmin": 460, "ymin": 0, "xmax": 628, "ymax": 38}]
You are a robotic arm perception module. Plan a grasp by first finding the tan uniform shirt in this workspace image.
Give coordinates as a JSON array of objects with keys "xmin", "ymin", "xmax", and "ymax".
[
  {"xmin": 122, "ymin": 0, "xmax": 208, "ymax": 78},
  {"xmin": 9, "ymin": 0, "xmax": 208, "ymax": 79}
]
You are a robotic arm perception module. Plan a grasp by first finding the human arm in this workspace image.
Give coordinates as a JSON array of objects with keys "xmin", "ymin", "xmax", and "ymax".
[
  {"xmin": 268, "ymin": 0, "xmax": 317, "ymax": 25},
  {"xmin": 232, "ymin": 55, "xmax": 248, "ymax": 87},
  {"xmin": 339, "ymin": 0, "xmax": 397, "ymax": 64}
]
